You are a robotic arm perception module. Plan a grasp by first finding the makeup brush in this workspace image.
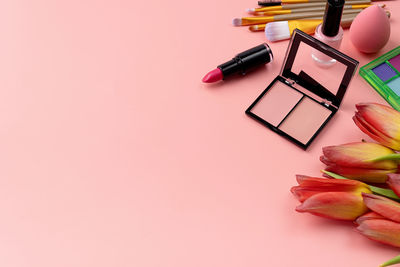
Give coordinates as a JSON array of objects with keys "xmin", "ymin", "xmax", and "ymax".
[
  {"xmin": 249, "ymin": 0, "xmax": 372, "ymax": 14},
  {"xmin": 233, "ymin": 8, "xmax": 362, "ymax": 26},
  {"xmin": 263, "ymin": 11, "xmax": 390, "ymax": 40},
  {"xmin": 250, "ymin": 10, "xmax": 391, "ymax": 32},
  {"xmin": 266, "ymin": 18, "xmax": 350, "ymax": 41},
  {"xmin": 249, "ymin": 15, "xmax": 323, "ymax": 31},
  {"xmin": 258, "ymin": 0, "xmax": 381, "ymax": 5},
  {"xmin": 253, "ymin": 4, "xmax": 378, "ymax": 16},
  {"xmin": 248, "ymin": 13, "xmax": 356, "ymax": 31}
]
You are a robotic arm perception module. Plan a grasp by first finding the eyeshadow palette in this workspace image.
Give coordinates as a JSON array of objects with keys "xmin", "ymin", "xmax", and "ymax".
[
  {"xmin": 360, "ymin": 46, "xmax": 400, "ymax": 111},
  {"xmin": 246, "ymin": 29, "xmax": 358, "ymax": 150}
]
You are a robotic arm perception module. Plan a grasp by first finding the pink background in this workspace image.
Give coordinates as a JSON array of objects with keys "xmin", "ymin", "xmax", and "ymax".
[{"xmin": 0, "ymin": 1, "xmax": 399, "ymax": 266}]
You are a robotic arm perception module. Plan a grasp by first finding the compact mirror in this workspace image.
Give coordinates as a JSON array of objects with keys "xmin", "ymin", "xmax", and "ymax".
[
  {"xmin": 281, "ymin": 29, "xmax": 358, "ymax": 108},
  {"xmin": 291, "ymin": 41, "xmax": 348, "ymax": 96},
  {"xmin": 246, "ymin": 29, "xmax": 359, "ymax": 149}
]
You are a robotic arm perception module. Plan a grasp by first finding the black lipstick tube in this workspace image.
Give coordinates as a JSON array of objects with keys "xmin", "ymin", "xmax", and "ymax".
[{"xmin": 218, "ymin": 43, "xmax": 273, "ymax": 78}]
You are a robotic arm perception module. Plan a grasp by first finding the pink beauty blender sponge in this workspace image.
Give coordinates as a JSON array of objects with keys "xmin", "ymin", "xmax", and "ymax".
[{"xmin": 349, "ymin": 5, "xmax": 390, "ymax": 53}]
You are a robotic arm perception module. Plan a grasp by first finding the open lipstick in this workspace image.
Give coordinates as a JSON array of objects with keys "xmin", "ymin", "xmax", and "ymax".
[{"xmin": 202, "ymin": 43, "xmax": 273, "ymax": 83}]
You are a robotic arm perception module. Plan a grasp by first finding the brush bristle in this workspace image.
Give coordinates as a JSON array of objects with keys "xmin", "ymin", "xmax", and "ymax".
[
  {"xmin": 265, "ymin": 21, "xmax": 290, "ymax": 42},
  {"xmin": 246, "ymin": 8, "xmax": 255, "ymax": 14},
  {"xmin": 232, "ymin": 18, "xmax": 242, "ymax": 26},
  {"xmin": 249, "ymin": 25, "xmax": 260, "ymax": 32}
]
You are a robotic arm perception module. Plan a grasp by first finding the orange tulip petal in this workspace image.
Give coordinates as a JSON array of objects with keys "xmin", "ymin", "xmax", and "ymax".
[
  {"xmin": 355, "ymin": 211, "xmax": 385, "ymax": 225},
  {"xmin": 387, "ymin": 174, "xmax": 400, "ymax": 198},
  {"xmin": 295, "ymin": 175, "xmax": 370, "ymax": 191},
  {"xmin": 296, "ymin": 192, "xmax": 368, "ymax": 220},
  {"xmin": 357, "ymin": 219, "xmax": 400, "ymax": 248},
  {"xmin": 291, "ymin": 186, "xmax": 321, "ymax": 202},
  {"xmin": 296, "ymin": 175, "xmax": 362, "ymax": 186},
  {"xmin": 362, "ymin": 193, "xmax": 400, "ymax": 223},
  {"xmin": 292, "ymin": 176, "xmax": 371, "ymax": 203}
]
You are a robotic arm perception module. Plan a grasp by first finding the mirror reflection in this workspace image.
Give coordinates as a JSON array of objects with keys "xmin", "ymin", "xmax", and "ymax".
[{"xmin": 291, "ymin": 42, "xmax": 348, "ymax": 96}]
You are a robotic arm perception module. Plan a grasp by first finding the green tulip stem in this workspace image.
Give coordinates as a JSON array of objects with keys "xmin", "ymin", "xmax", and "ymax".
[
  {"xmin": 380, "ymin": 254, "xmax": 400, "ymax": 267},
  {"xmin": 322, "ymin": 170, "xmax": 400, "ymax": 201},
  {"xmin": 370, "ymin": 153, "xmax": 400, "ymax": 162}
]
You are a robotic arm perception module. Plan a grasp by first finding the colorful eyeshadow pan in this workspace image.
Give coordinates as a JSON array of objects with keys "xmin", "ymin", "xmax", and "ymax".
[
  {"xmin": 372, "ymin": 63, "xmax": 397, "ymax": 82},
  {"xmin": 387, "ymin": 77, "xmax": 400, "ymax": 96},
  {"xmin": 360, "ymin": 46, "xmax": 400, "ymax": 111},
  {"xmin": 389, "ymin": 54, "xmax": 400, "ymax": 70}
]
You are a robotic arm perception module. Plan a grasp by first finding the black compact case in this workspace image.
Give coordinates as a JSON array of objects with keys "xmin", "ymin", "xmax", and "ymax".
[{"xmin": 246, "ymin": 29, "xmax": 358, "ymax": 149}]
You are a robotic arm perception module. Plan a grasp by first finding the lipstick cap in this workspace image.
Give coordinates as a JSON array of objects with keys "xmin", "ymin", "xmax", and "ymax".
[
  {"xmin": 236, "ymin": 43, "xmax": 273, "ymax": 74},
  {"xmin": 218, "ymin": 43, "xmax": 273, "ymax": 77},
  {"xmin": 322, "ymin": 0, "xmax": 345, "ymax": 37}
]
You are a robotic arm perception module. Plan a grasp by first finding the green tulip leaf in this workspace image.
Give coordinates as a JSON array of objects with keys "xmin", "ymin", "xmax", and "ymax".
[
  {"xmin": 321, "ymin": 170, "xmax": 347, "ymax": 180},
  {"xmin": 369, "ymin": 186, "xmax": 400, "ymax": 201},
  {"xmin": 380, "ymin": 254, "xmax": 400, "ymax": 267}
]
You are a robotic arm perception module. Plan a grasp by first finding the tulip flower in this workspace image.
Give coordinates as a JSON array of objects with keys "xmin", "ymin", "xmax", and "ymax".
[
  {"xmin": 320, "ymin": 142, "xmax": 398, "ymax": 183},
  {"xmin": 356, "ymin": 193, "xmax": 400, "ymax": 248},
  {"xmin": 353, "ymin": 103, "xmax": 400, "ymax": 150},
  {"xmin": 291, "ymin": 175, "xmax": 371, "ymax": 220}
]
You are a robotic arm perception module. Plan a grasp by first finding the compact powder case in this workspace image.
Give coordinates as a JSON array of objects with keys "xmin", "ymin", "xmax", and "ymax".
[{"xmin": 246, "ymin": 29, "xmax": 358, "ymax": 149}]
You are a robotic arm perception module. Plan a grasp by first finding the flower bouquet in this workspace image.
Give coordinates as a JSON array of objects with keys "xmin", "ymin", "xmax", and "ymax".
[{"xmin": 292, "ymin": 103, "xmax": 400, "ymax": 267}]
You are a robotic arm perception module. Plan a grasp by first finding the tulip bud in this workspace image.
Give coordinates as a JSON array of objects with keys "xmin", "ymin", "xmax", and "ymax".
[
  {"xmin": 362, "ymin": 193, "xmax": 400, "ymax": 223},
  {"xmin": 353, "ymin": 103, "xmax": 400, "ymax": 150},
  {"xmin": 321, "ymin": 142, "xmax": 398, "ymax": 183},
  {"xmin": 357, "ymin": 194, "xmax": 400, "ymax": 252},
  {"xmin": 357, "ymin": 219, "xmax": 400, "ymax": 248},
  {"xmin": 292, "ymin": 176, "xmax": 371, "ymax": 220}
]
